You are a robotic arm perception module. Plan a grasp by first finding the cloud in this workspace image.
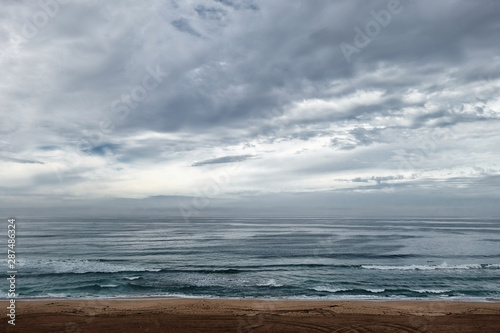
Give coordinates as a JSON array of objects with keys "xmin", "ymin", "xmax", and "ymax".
[
  {"xmin": 0, "ymin": 0, "xmax": 499, "ymax": 216},
  {"xmin": 0, "ymin": 156, "xmax": 44, "ymax": 164},
  {"xmin": 171, "ymin": 19, "xmax": 203, "ymax": 38},
  {"xmin": 192, "ymin": 154, "xmax": 254, "ymax": 166},
  {"xmin": 214, "ymin": 0, "xmax": 259, "ymax": 11},
  {"xmin": 350, "ymin": 175, "xmax": 404, "ymax": 184}
]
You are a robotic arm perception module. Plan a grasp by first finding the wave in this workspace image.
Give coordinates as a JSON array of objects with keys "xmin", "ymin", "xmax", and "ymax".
[
  {"xmin": 361, "ymin": 263, "xmax": 500, "ymax": 271},
  {"xmin": 311, "ymin": 286, "xmax": 385, "ymax": 293},
  {"xmin": 37, "ymin": 293, "xmax": 71, "ymax": 298},
  {"xmin": 15, "ymin": 257, "xmax": 500, "ymax": 278},
  {"xmin": 412, "ymin": 289, "xmax": 451, "ymax": 294},
  {"xmin": 123, "ymin": 276, "xmax": 141, "ymax": 281},
  {"xmin": 257, "ymin": 279, "xmax": 283, "ymax": 287},
  {"xmin": 366, "ymin": 288, "xmax": 385, "ymax": 293},
  {"xmin": 307, "ymin": 287, "xmax": 464, "ymax": 298},
  {"xmin": 194, "ymin": 269, "xmax": 242, "ymax": 274},
  {"xmin": 16, "ymin": 258, "xmax": 161, "ymax": 274},
  {"xmin": 17, "ymin": 260, "xmax": 499, "ymax": 275},
  {"xmin": 164, "ymin": 263, "xmax": 500, "ymax": 273},
  {"xmin": 100, "ymin": 285, "xmax": 118, "ymax": 288},
  {"xmin": 312, "ymin": 286, "xmax": 349, "ymax": 293}
]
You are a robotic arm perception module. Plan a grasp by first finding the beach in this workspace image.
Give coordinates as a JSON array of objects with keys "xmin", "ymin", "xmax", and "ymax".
[
  {"xmin": 2, "ymin": 298, "xmax": 500, "ymax": 332},
  {"xmin": 7, "ymin": 218, "xmax": 500, "ymax": 332}
]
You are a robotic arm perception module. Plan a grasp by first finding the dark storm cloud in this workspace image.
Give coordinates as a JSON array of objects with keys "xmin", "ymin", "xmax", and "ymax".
[
  {"xmin": 71, "ymin": 0, "xmax": 499, "ymax": 142},
  {"xmin": 151, "ymin": 1, "xmax": 496, "ymax": 135}
]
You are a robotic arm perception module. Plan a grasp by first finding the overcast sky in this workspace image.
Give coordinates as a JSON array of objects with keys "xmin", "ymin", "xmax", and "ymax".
[{"xmin": 1, "ymin": 0, "xmax": 500, "ymax": 218}]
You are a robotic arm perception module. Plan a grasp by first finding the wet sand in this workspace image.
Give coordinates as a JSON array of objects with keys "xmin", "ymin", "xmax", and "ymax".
[{"xmin": 2, "ymin": 298, "xmax": 500, "ymax": 332}]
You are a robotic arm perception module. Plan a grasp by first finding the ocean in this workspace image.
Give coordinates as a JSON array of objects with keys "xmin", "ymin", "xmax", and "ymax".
[{"xmin": 4, "ymin": 217, "xmax": 500, "ymax": 300}]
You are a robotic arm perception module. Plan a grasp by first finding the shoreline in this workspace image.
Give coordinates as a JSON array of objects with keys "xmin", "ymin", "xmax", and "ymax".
[
  {"xmin": 3, "ymin": 298, "xmax": 500, "ymax": 332},
  {"xmin": 5, "ymin": 295, "xmax": 500, "ymax": 302}
]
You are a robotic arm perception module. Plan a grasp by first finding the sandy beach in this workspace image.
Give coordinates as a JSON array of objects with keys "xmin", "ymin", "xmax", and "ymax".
[{"xmin": 2, "ymin": 298, "xmax": 499, "ymax": 332}]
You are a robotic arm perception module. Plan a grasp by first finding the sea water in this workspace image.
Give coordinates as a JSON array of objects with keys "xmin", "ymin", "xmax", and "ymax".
[{"xmin": 3, "ymin": 217, "xmax": 500, "ymax": 300}]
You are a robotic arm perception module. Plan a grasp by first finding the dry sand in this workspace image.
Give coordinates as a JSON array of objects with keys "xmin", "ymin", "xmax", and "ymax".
[{"xmin": 2, "ymin": 298, "xmax": 500, "ymax": 332}]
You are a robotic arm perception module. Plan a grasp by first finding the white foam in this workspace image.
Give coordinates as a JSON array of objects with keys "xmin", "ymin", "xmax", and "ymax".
[
  {"xmin": 257, "ymin": 279, "xmax": 283, "ymax": 287},
  {"xmin": 361, "ymin": 263, "xmax": 499, "ymax": 271},
  {"xmin": 312, "ymin": 286, "xmax": 349, "ymax": 293},
  {"xmin": 124, "ymin": 276, "xmax": 141, "ymax": 281},
  {"xmin": 366, "ymin": 288, "xmax": 385, "ymax": 293},
  {"xmin": 413, "ymin": 289, "xmax": 451, "ymax": 294},
  {"xmin": 286, "ymin": 294, "xmax": 400, "ymax": 300},
  {"xmin": 20, "ymin": 293, "xmax": 71, "ymax": 299}
]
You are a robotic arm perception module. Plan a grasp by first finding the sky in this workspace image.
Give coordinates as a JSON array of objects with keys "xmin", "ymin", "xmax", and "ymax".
[{"xmin": 1, "ymin": 0, "xmax": 500, "ymax": 218}]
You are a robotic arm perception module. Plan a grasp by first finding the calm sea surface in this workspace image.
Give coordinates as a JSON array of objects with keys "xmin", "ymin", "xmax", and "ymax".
[{"xmin": 4, "ymin": 217, "xmax": 500, "ymax": 300}]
